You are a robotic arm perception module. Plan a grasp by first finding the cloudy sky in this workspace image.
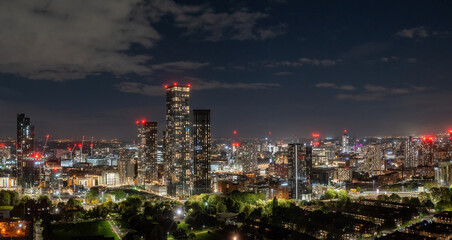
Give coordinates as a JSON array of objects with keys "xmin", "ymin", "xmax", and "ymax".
[{"xmin": 0, "ymin": 0, "xmax": 451, "ymax": 140}]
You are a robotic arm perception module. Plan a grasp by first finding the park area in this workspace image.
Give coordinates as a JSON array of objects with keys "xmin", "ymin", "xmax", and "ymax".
[{"xmin": 52, "ymin": 220, "xmax": 119, "ymax": 240}]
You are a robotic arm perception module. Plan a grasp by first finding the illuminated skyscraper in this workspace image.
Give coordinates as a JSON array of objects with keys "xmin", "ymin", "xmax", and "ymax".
[
  {"xmin": 341, "ymin": 130, "xmax": 349, "ymax": 153},
  {"xmin": 288, "ymin": 143, "xmax": 312, "ymax": 200},
  {"xmin": 164, "ymin": 83, "xmax": 192, "ymax": 197},
  {"xmin": 193, "ymin": 109, "xmax": 211, "ymax": 194},
  {"xmin": 136, "ymin": 120, "xmax": 158, "ymax": 185},
  {"xmin": 16, "ymin": 113, "xmax": 35, "ymax": 188}
]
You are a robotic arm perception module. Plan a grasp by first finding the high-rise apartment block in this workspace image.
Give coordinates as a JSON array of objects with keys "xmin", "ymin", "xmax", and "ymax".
[
  {"xmin": 288, "ymin": 143, "xmax": 312, "ymax": 200},
  {"xmin": 137, "ymin": 121, "xmax": 158, "ymax": 185},
  {"xmin": 164, "ymin": 83, "xmax": 192, "ymax": 197},
  {"xmin": 16, "ymin": 113, "xmax": 35, "ymax": 188},
  {"xmin": 403, "ymin": 136, "xmax": 418, "ymax": 168},
  {"xmin": 193, "ymin": 109, "xmax": 211, "ymax": 194},
  {"xmin": 341, "ymin": 130, "xmax": 349, "ymax": 153},
  {"xmin": 365, "ymin": 144, "xmax": 384, "ymax": 176}
]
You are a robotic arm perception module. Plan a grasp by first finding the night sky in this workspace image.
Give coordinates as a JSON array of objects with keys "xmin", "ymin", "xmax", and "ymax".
[{"xmin": 0, "ymin": 0, "xmax": 451, "ymax": 140}]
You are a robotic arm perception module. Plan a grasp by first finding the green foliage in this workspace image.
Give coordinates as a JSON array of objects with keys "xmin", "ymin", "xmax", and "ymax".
[
  {"xmin": 9, "ymin": 191, "xmax": 20, "ymax": 206},
  {"xmin": 111, "ymin": 190, "xmax": 126, "ymax": 200},
  {"xmin": 323, "ymin": 189, "xmax": 346, "ymax": 200},
  {"xmin": 424, "ymin": 182, "xmax": 439, "ymax": 190},
  {"xmin": 0, "ymin": 190, "xmax": 11, "ymax": 206},
  {"xmin": 66, "ymin": 198, "xmax": 82, "ymax": 209},
  {"xmin": 38, "ymin": 195, "xmax": 52, "ymax": 207},
  {"xmin": 430, "ymin": 187, "xmax": 452, "ymax": 203},
  {"xmin": 418, "ymin": 192, "xmax": 431, "ymax": 204},
  {"xmin": 337, "ymin": 190, "xmax": 348, "ymax": 199},
  {"xmin": 216, "ymin": 202, "xmax": 227, "ymax": 213},
  {"xmin": 227, "ymin": 191, "xmax": 265, "ymax": 205},
  {"xmin": 10, "ymin": 203, "xmax": 25, "ymax": 218},
  {"xmin": 184, "ymin": 211, "xmax": 218, "ymax": 229},
  {"xmin": 388, "ymin": 193, "xmax": 401, "ymax": 202},
  {"xmin": 85, "ymin": 189, "xmax": 100, "ymax": 203},
  {"xmin": 377, "ymin": 194, "xmax": 389, "ymax": 201}
]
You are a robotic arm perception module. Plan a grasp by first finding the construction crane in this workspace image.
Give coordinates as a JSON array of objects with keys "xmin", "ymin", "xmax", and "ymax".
[
  {"xmin": 42, "ymin": 134, "xmax": 50, "ymax": 156},
  {"xmin": 69, "ymin": 144, "xmax": 77, "ymax": 159},
  {"xmin": 81, "ymin": 136, "xmax": 85, "ymax": 162}
]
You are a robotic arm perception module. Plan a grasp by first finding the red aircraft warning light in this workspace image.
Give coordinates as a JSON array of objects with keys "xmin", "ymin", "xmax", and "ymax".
[
  {"xmin": 136, "ymin": 121, "xmax": 139, "ymax": 124},
  {"xmin": 141, "ymin": 120, "xmax": 146, "ymax": 124},
  {"xmin": 233, "ymin": 130, "xmax": 237, "ymax": 135},
  {"xmin": 78, "ymin": 144, "xmax": 82, "ymax": 148},
  {"xmin": 164, "ymin": 85, "xmax": 168, "ymax": 89},
  {"xmin": 46, "ymin": 134, "xmax": 50, "ymax": 138},
  {"xmin": 344, "ymin": 129, "xmax": 347, "ymax": 133},
  {"xmin": 187, "ymin": 84, "xmax": 191, "ymax": 87},
  {"xmin": 421, "ymin": 136, "xmax": 434, "ymax": 142},
  {"xmin": 174, "ymin": 82, "xmax": 177, "ymax": 86}
]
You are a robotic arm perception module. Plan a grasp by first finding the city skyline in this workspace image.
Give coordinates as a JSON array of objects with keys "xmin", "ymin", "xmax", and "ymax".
[{"xmin": 0, "ymin": 1, "xmax": 452, "ymax": 139}]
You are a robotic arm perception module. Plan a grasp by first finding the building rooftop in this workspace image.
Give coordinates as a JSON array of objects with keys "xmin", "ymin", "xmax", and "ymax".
[
  {"xmin": 407, "ymin": 221, "xmax": 452, "ymax": 235},
  {"xmin": 376, "ymin": 231, "xmax": 435, "ymax": 240}
]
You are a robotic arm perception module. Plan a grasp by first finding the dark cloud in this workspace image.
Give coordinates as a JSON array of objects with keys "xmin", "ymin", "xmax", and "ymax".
[
  {"xmin": 0, "ymin": 0, "xmax": 159, "ymax": 81},
  {"xmin": 147, "ymin": 0, "xmax": 285, "ymax": 41},
  {"xmin": 116, "ymin": 79, "xmax": 280, "ymax": 96},
  {"xmin": 336, "ymin": 84, "xmax": 430, "ymax": 101},
  {"xmin": 315, "ymin": 83, "xmax": 356, "ymax": 91},
  {"xmin": 0, "ymin": 0, "xmax": 284, "ymax": 81},
  {"xmin": 274, "ymin": 72, "xmax": 293, "ymax": 76},
  {"xmin": 267, "ymin": 58, "xmax": 339, "ymax": 67},
  {"xmin": 151, "ymin": 61, "xmax": 209, "ymax": 72},
  {"xmin": 341, "ymin": 42, "xmax": 391, "ymax": 59},
  {"xmin": 395, "ymin": 26, "xmax": 429, "ymax": 38}
]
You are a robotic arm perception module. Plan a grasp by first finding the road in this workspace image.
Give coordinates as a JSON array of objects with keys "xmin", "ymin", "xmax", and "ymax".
[
  {"xmin": 359, "ymin": 191, "xmax": 421, "ymax": 199},
  {"xmin": 34, "ymin": 221, "xmax": 42, "ymax": 240},
  {"xmin": 107, "ymin": 219, "xmax": 122, "ymax": 240}
]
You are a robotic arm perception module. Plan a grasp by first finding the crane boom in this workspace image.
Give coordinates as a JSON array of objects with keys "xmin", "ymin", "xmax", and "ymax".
[{"xmin": 42, "ymin": 134, "xmax": 50, "ymax": 156}]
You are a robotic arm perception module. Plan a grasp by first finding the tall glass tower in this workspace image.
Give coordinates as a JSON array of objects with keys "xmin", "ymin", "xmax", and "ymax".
[
  {"xmin": 193, "ymin": 109, "xmax": 211, "ymax": 194},
  {"xmin": 137, "ymin": 121, "xmax": 158, "ymax": 185},
  {"xmin": 17, "ymin": 113, "xmax": 35, "ymax": 188},
  {"xmin": 164, "ymin": 83, "xmax": 192, "ymax": 197},
  {"xmin": 288, "ymin": 143, "xmax": 312, "ymax": 201}
]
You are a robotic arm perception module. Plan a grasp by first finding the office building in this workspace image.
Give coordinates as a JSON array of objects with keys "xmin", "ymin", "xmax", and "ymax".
[
  {"xmin": 164, "ymin": 83, "xmax": 192, "ymax": 197},
  {"xmin": 288, "ymin": 143, "xmax": 312, "ymax": 200},
  {"xmin": 341, "ymin": 130, "xmax": 349, "ymax": 153},
  {"xmin": 16, "ymin": 113, "xmax": 35, "ymax": 188},
  {"xmin": 137, "ymin": 121, "xmax": 158, "ymax": 184},
  {"xmin": 193, "ymin": 109, "xmax": 211, "ymax": 194}
]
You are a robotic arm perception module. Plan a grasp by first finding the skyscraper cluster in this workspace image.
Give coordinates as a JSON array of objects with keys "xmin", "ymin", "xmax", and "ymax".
[{"xmin": 133, "ymin": 83, "xmax": 212, "ymax": 198}]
